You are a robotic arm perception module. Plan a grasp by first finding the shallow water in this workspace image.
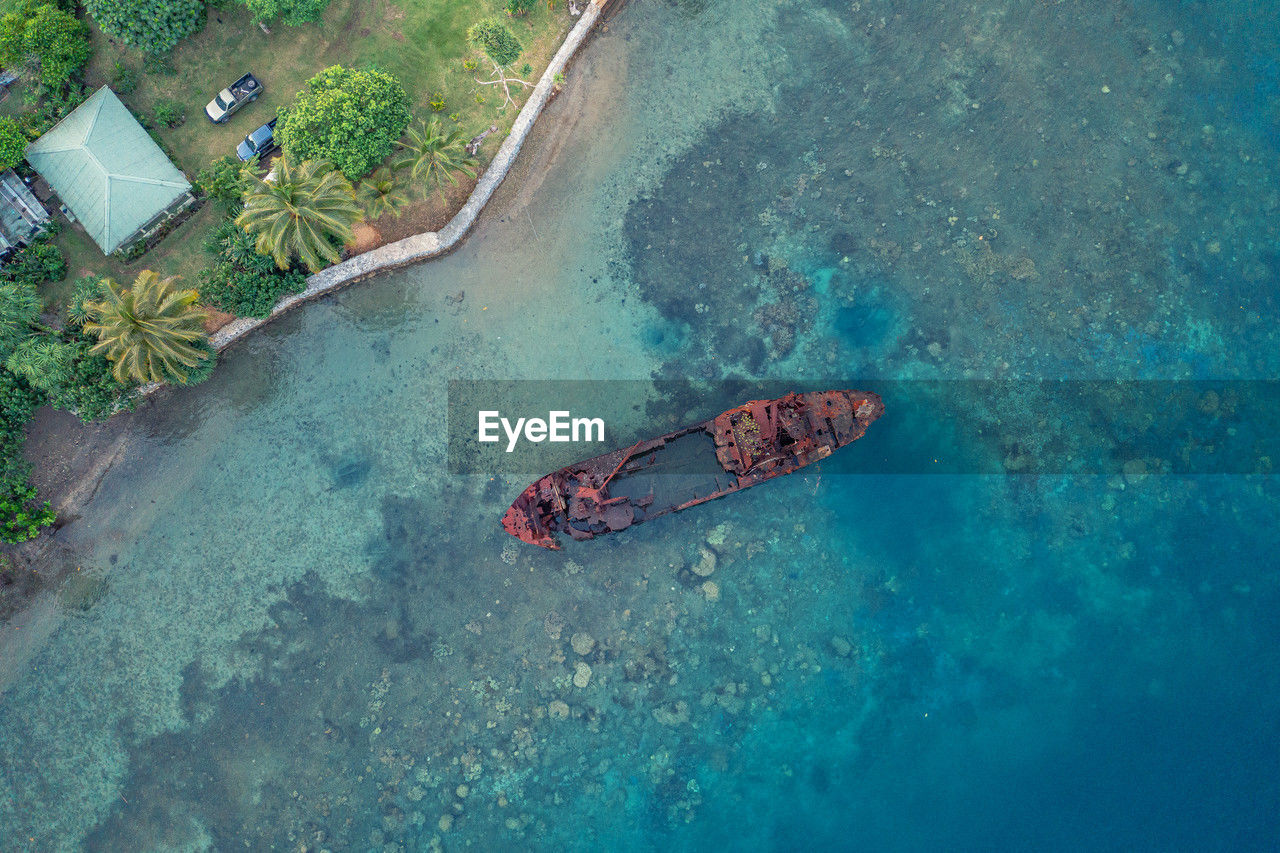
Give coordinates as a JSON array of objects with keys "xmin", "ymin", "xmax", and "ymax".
[{"xmin": 4, "ymin": 0, "xmax": 1280, "ymax": 849}]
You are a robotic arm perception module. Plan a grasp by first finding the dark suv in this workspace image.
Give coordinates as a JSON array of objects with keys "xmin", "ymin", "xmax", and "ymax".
[{"xmin": 236, "ymin": 118, "xmax": 278, "ymax": 162}]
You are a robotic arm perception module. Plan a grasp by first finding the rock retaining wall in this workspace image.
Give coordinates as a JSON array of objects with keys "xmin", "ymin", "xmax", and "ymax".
[{"xmin": 207, "ymin": 1, "xmax": 606, "ymax": 353}]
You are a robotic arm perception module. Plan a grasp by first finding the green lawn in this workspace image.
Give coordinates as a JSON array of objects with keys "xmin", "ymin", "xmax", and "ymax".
[{"xmin": 43, "ymin": 0, "xmax": 573, "ymax": 308}]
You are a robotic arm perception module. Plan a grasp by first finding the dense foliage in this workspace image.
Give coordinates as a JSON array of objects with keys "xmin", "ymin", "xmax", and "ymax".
[
  {"xmin": 242, "ymin": 0, "xmax": 329, "ymax": 26},
  {"xmin": 84, "ymin": 0, "xmax": 204, "ymax": 54},
  {"xmin": 0, "ymin": 117, "xmax": 23, "ymax": 172},
  {"xmin": 11, "ymin": 3, "xmax": 91, "ymax": 87},
  {"xmin": 198, "ymin": 218, "xmax": 306, "ymax": 317},
  {"xmin": 236, "ymin": 156, "xmax": 362, "ymax": 272},
  {"xmin": 505, "ymin": 0, "xmax": 536, "ymax": 16},
  {"xmin": 468, "ymin": 18, "xmax": 522, "ymax": 67},
  {"xmin": 83, "ymin": 271, "xmax": 212, "ymax": 385},
  {"xmin": 0, "ymin": 242, "xmax": 141, "ymax": 541},
  {"xmin": 276, "ymin": 65, "xmax": 411, "ymax": 179},
  {"xmin": 195, "ymin": 154, "xmax": 253, "ymax": 206},
  {"xmin": 0, "ymin": 1, "xmax": 91, "ymax": 89}
]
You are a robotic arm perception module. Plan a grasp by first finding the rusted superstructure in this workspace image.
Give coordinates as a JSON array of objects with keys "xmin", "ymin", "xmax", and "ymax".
[{"xmin": 501, "ymin": 390, "xmax": 884, "ymax": 549}]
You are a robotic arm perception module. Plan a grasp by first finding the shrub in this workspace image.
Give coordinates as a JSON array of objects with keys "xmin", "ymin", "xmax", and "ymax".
[
  {"xmin": 429, "ymin": 94, "xmax": 445, "ymax": 112},
  {"xmin": 468, "ymin": 18, "xmax": 522, "ymax": 67},
  {"xmin": 506, "ymin": 0, "xmax": 536, "ymax": 16},
  {"xmin": 152, "ymin": 98, "xmax": 185, "ymax": 127},
  {"xmin": 0, "ymin": 117, "xmax": 25, "ymax": 171},
  {"xmin": 1, "ymin": 238, "xmax": 67, "ymax": 287},
  {"xmin": 0, "ymin": 475, "xmax": 54, "ymax": 542},
  {"xmin": 242, "ymin": 0, "xmax": 329, "ymax": 26},
  {"xmin": 195, "ymin": 154, "xmax": 252, "ymax": 206},
  {"xmin": 0, "ymin": 371, "xmax": 50, "ymax": 543},
  {"xmin": 111, "ymin": 61, "xmax": 139, "ymax": 95},
  {"xmin": 30, "ymin": 335, "xmax": 138, "ymax": 422},
  {"xmin": 275, "ymin": 65, "xmax": 411, "ymax": 180},
  {"xmin": 85, "ymin": 0, "xmax": 204, "ymax": 54},
  {"xmin": 198, "ymin": 218, "xmax": 306, "ymax": 317}
]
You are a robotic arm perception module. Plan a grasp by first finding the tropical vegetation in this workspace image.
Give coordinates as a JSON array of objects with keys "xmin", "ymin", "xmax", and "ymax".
[
  {"xmin": 82, "ymin": 270, "xmax": 212, "ymax": 385},
  {"xmin": 275, "ymin": 65, "xmax": 412, "ymax": 180},
  {"xmin": 0, "ymin": 0, "xmax": 92, "ymax": 88},
  {"xmin": 83, "ymin": 0, "xmax": 205, "ymax": 54},
  {"xmin": 198, "ymin": 219, "xmax": 307, "ymax": 317},
  {"xmin": 468, "ymin": 17, "xmax": 523, "ymax": 67},
  {"xmin": 242, "ymin": 0, "xmax": 331, "ymax": 26},
  {"xmin": 394, "ymin": 117, "xmax": 478, "ymax": 199},
  {"xmin": 356, "ymin": 168, "xmax": 411, "ymax": 219},
  {"xmin": 235, "ymin": 156, "xmax": 363, "ymax": 272},
  {"xmin": 0, "ymin": 117, "xmax": 25, "ymax": 171}
]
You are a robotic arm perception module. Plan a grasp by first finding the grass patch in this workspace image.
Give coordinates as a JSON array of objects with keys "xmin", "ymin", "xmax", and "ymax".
[
  {"xmin": 41, "ymin": 0, "xmax": 573, "ymax": 308},
  {"xmin": 83, "ymin": 0, "xmax": 572, "ymax": 179}
]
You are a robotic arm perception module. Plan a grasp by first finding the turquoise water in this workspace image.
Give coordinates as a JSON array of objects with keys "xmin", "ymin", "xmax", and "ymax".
[{"xmin": 4, "ymin": 0, "xmax": 1280, "ymax": 849}]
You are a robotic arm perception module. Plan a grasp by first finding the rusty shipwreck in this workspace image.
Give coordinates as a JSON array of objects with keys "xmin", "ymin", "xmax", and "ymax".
[{"xmin": 501, "ymin": 389, "xmax": 884, "ymax": 549}]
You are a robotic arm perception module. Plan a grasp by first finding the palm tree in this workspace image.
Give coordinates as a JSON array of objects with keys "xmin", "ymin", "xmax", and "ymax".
[
  {"xmin": 357, "ymin": 168, "xmax": 411, "ymax": 220},
  {"xmin": 394, "ymin": 118, "xmax": 478, "ymax": 198},
  {"xmin": 0, "ymin": 280, "xmax": 42, "ymax": 358},
  {"xmin": 235, "ymin": 157, "xmax": 362, "ymax": 273},
  {"xmin": 5, "ymin": 336, "xmax": 73, "ymax": 393},
  {"xmin": 82, "ymin": 271, "xmax": 211, "ymax": 385}
]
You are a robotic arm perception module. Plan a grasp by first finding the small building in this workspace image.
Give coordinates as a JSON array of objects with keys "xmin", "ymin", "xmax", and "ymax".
[
  {"xmin": 25, "ymin": 86, "xmax": 195, "ymax": 256},
  {"xmin": 0, "ymin": 169, "xmax": 50, "ymax": 263}
]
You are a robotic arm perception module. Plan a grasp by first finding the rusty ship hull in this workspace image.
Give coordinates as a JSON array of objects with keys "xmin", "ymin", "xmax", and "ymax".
[{"xmin": 501, "ymin": 390, "xmax": 884, "ymax": 549}]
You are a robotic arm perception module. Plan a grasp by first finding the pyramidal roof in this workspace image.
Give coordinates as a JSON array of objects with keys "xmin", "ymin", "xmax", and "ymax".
[{"xmin": 25, "ymin": 87, "xmax": 191, "ymax": 254}]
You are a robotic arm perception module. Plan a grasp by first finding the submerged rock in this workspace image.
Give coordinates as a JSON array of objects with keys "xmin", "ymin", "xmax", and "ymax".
[
  {"xmin": 548, "ymin": 700, "xmax": 570, "ymax": 719},
  {"xmin": 652, "ymin": 700, "xmax": 690, "ymax": 727},
  {"xmin": 571, "ymin": 632, "xmax": 596, "ymax": 656},
  {"xmin": 692, "ymin": 546, "xmax": 717, "ymax": 577}
]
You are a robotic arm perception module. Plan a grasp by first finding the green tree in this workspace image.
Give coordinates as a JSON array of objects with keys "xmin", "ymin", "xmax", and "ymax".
[
  {"xmin": 0, "ymin": 117, "xmax": 26, "ymax": 172},
  {"xmin": 83, "ymin": 0, "xmax": 204, "ymax": 54},
  {"xmin": 195, "ymin": 154, "xmax": 254, "ymax": 206},
  {"xmin": 4, "ymin": 334, "xmax": 73, "ymax": 389},
  {"xmin": 82, "ymin": 271, "xmax": 212, "ymax": 385},
  {"xmin": 394, "ymin": 117, "xmax": 478, "ymax": 199},
  {"xmin": 19, "ymin": 4, "xmax": 91, "ymax": 87},
  {"xmin": 468, "ymin": 18, "xmax": 522, "ymax": 67},
  {"xmin": 0, "ymin": 280, "xmax": 41, "ymax": 360},
  {"xmin": 276, "ymin": 65, "xmax": 411, "ymax": 180},
  {"xmin": 236, "ymin": 156, "xmax": 362, "ymax": 272},
  {"xmin": 356, "ymin": 167, "xmax": 411, "ymax": 219},
  {"xmin": 242, "ymin": 0, "xmax": 329, "ymax": 26}
]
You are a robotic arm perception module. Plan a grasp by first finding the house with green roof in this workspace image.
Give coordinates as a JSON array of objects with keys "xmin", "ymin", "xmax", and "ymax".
[{"xmin": 25, "ymin": 86, "xmax": 195, "ymax": 256}]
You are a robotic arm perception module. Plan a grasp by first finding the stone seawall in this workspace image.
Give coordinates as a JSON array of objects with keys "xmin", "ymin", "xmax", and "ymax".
[{"xmin": 207, "ymin": 1, "xmax": 606, "ymax": 353}]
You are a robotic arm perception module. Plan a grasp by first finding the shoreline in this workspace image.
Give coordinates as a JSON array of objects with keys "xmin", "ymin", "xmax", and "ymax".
[
  {"xmin": 3, "ymin": 2, "xmax": 609, "ymax": 618},
  {"xmin": 207, "ymin": 0, "xmax": 606, "ymax": 354}
]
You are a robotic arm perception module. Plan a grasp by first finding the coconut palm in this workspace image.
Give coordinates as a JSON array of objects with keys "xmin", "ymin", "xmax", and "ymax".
[
  {"xmin": 235, "ymin": 157, "xmax": 362, "ymax": 273},
  {"xmin": 357, "ymin": 168, "xmax": 411, "ymax": 220},
  {"xmin": 394, "ymin": 118, "xmax": 478, "ymax": 198},
  {"xmin": 82, "ymin": 271, "xmax": 211, "ymax": 385}
]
